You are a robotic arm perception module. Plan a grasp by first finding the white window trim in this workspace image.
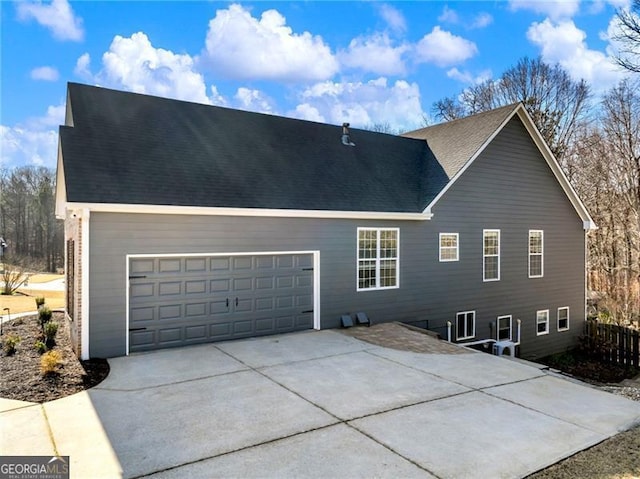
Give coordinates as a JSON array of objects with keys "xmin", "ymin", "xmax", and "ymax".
[
  {"xmin": 356, "ymin": 227, "xmax": 400, "ymax": 292},
  {"xmin": 497, "ymin": 315, "xmax": 512, "ymax": 340},
  {"xmin": 557, "ymin": 307, "xmax": 570, "ymax": 331},
  {"xmin": 529, "ymin": 230, "xmax": 544, "ymax": 278},
  {"xmin": 439, "ymin": 233, "xmax": 459, "ymax": 262},
  {"xmin": 456, "ymin": 310, "xmax": 475, "ymax": 341},
  {"xmin": 483, "ymin": 229, "xmax": 500, "ymax": 282},
  {"xmin": 536, "ymin": 309, "xmax": 550, "ymax": 336}
]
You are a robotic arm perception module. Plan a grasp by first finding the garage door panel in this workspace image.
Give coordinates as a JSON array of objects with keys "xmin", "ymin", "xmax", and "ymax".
[
  {"xmin": 185, "ymin": 303, "xmax": 207, "ymax": 317},
  {"xmin": 210, "ymin": 323, "xmax": 232, "ymax": 338},
  {"xmin": 255, "ymin": 317, "xmax": 274, "ymax": 331},
  {"xmin": 210, "ymin": 279, "xmax": 230, "ymax": 292},
  {"xmin": 130, "ymin": 253, "xmax": 314, "ymax": 352},
  {"xmin": 256, "ymin": 297, "xmax": 274, "ymax": 311},
  {"xmin": 159, "ymin": 259, "xmax": 181, "ymax": 273},
  {"xmin": 233, "ymin": 320, "xmax": 253, "ymax": 334},
  {"xmin": 131, "ymin": 306, "xmax": 155, "ymax": 322},
  {"xmin": 185, "ymin": 325, "xmax": 207, "ymax": 340},
  {"xmin": 185, "ymin": 280, "xmax": 206, "ymax": 294},
  {"xmin": 233, "ymin": 257, "xmax": 252, "ymax": 270},
  {"xmin": 131, "ymin": 283, "xmax": 154, "ymax": 298},
  {"xmin": 210, "ymin": 299, "xmax": 230, "ymax": 314},
  {"xmin": 233, "ymin": 278, "xmax": 252, "ymax": 291},
  {"xmin": 255, "ymin": 277, "xmax": 274, "ymax": 289},
  {"xmin": 211, "ymin": 257, "xmax": 230, "ymax": 271},
  {"xmin": 158, "ymin": 328, "xmax": 182, "ymax": 344},
  {"xmin": 130, "ymin": 330, "xmax": 155, "ymax": 348},
  {"xmin": 131, "ymin": 259, "xmax": 154, "ymax": 274},
  {"xmin": 158, "ymin": 304, "xmax": 181, "ymax": 320},
  {"xmin": 185, "ymin": 258, "xmax": 207, "ymax": 272}
]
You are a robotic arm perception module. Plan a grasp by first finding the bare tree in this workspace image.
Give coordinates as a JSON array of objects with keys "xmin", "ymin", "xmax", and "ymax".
[
  {"xmin": 0, "ymin": 166, "xmax": 63, "ymax": 273},
  {"xmin": 614, "ymin": 0, "xmax": 640, "ymax": 73},
  {"xmin": 432, "ymin": 57, "xmax": 591, "ymax": 160}
]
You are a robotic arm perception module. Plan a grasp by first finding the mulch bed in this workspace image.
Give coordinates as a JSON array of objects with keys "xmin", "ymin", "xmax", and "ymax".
[
  {"xmin": 0, "ymin": 312, "xmax": 109, "ymax": 403},
  {"xmin": 538, "ymin": 349, "xmax": 639, "ymax": 384}
]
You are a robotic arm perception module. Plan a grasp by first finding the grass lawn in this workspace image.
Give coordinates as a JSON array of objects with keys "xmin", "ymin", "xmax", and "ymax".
[
  {"xmin": 27, "ymin": 273, "xmax": 64, "ymax": 284},
  {"xmin": 1, "ymin": 290, "xmax": 65, "ymax": 314}
]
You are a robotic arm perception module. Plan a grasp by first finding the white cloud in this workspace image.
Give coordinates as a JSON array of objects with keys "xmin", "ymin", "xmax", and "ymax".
[
  {"xmin": 0, "ymin": 104, "xmax": 65, "ymax": 169},
  {"xmin": 438, "ymin": 6, "xmax": 460, "ymax": 24},
  {"xmin": 378, "ymin": 4, "xmax": 407, "ymax": 33},
  {"xmin": 234, "ymin": 88, "xmax": 274, "ymax": 114},
  {"xmin": 446, "ymin": 67, "xmax": 492, "ymax": 84},
  {"xmin": 81, "ymin": 32, "xmax": 215, "ymax": 105},
  {"xmin": 527, "ymin": 18, "xmax": 627, "ymax": 91},
  {"xmin": 201, "ymin": 4, "xmax": 338, "ymax": 82},
  {"xmin": 30, "ymin": 66, "xmax": 59, "ymax": 81},
  {"xmin": 74, "ymin": 52, "xmax": 92, "ymax": 80},
  {"xmin": 414, "ymin": 27, "xmax": 478, "ymax": 67},
  {"xmin": 291, "ymin": 77, "xmax": 425, "ymax": 131},
  {"xmin": 509, "ymin": 0, "xmax": 580, "ymax": 20},
  {"xmin": 338, "ymin": 33, "xmax": 409, "ymax": 76},
  {"xmin": 471, "ymin": 12, "xmax": 493, "ymax": 29},
  {"xmin": 16, "ymin": 0, "xmax": 84, "ymax": 41}
]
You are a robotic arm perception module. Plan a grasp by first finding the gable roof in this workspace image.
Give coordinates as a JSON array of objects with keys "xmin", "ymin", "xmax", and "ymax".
[
  {"xmin": 404, "ymin": 104, "xmax": 595, "ymax": 230},
  {"xmin": 57, "ymin": 83, "xmax": 437, "ymax": 218},
  {"xmin": 402, "ymin": 104, "xmax": 519, "ymax": 179},
  {"xmin": 56, "ymin": 83, "xmax": 594, "ymax": 229}
]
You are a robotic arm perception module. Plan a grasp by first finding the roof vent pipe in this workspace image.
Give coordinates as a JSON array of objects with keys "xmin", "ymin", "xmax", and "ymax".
[{"xmin": 341, "ymin": 123, "xmax": 356, "ymax": 147}]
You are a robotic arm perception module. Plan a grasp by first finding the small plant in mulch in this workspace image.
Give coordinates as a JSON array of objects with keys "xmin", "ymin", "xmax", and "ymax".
[
  {"xmin": 34, "ymin": 340, "xmax": 47, "ymax": 354},
  {"xmin": 38, "ymin": 305, "xmax": 52, "ymax": 334},
  {"xmin": 35, "ymin": 296, "xmax": 45, "ymax": 308},
  {"xmin": 43, "ymin": 321, "xmax": 59, "ymax": 347},
  {"xmin": 3, "ymin": 334, "xmax": 21, "ymax": 356},
  {"xmin": 40, "ymin": 350, "xmax": 63, "ymax": 376}
]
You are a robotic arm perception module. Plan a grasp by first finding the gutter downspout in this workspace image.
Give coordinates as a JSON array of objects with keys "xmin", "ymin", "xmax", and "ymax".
[{"xmin": 446, "ymin": 321, "xmax": 452, "ymax": 342}]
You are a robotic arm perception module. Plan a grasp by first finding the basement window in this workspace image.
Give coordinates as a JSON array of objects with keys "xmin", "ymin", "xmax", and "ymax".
[
  {"xmin": 558, "ymin": 307, "xmax": 570, "ymax": 331},
  {"xmin": 357, "ymin": 228, "xmax": 399, "ymax": 291},
  {"xmin": 456, "ymin": 311, "xmax": 475, "ymax": 340},
  {"xmin": 537, "ymin": 309, "xmax": 550, "ymax": 336}
]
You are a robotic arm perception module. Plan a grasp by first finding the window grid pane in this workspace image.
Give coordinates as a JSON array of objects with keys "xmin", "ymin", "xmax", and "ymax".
[
  {"xmin": 483, "ymin": 230, "xmax": 500, "ymax": 281},
  {"xmin": 357, "ymin": 229, "xmax": 398, "ymax": 290},
  {"xmin": 529, "ymin": 230, "xmax": 543, "ymax": 277},
  {"xmin": 456, "ymin": 311, "xmax": 475, "ymax": 340},
  {"xmin": 440, "ymin": 233, "xmax": 459, "ymax": 262},
  {"xmin": 558, "ymin": 307, "xmax": 569, "ymax": 330},
  {"xmin": 537, "ymin": 310, "xmax": 549, "ymax": 335}
]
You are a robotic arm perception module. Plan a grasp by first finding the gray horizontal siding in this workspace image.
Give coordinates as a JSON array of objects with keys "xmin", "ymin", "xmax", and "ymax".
[{"xmin": 87, "ymin": 116, "xmax": 586, "ymax": 359}]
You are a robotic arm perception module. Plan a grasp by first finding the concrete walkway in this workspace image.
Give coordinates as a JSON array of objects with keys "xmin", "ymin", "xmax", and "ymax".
[{"xmin": 1, "ymin": 330, "xmax": 640, "ymax": 479}]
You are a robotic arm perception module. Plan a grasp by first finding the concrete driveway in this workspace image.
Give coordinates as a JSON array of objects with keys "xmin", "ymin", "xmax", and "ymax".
[{"xmin": 2, "ymin": 330, "xmax": 640, "ymax": 479}]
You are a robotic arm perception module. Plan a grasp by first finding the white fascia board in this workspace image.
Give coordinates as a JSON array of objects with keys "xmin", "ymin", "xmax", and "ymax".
[
  {"xmin": 64, "ymin": 202, "xmax": 433, "ymax": 221},
  {"xmin": 80, "ymin": 208, "xmax": 90, "ymax": 360},
  {"xmin": 516, "ymin": 107, "xmax": 596, "ymax": 231},
  {"xmin": 55, "ymin": 142, "xmax": 67, "ymax": 220}
]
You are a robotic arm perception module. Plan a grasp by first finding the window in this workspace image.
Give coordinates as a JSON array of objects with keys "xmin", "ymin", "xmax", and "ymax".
[
  {"xmin": 483, "ymin": 230, "xmax": 500, "ymax": 281},
  {"xmin": 357, "ymin": 228, "xmax": 399, "ymax": 291},
  {"xmin": 536, "ymin": 309, "xmax": 549, "ymax": 335},
  {"xmin": 529, "ymin": 230, "xmax": 544, "ymax": 278},
  {"xmin": 558, "ymin": 307, "xmax": 570, "ymax": 331},
  {"xmin": 439, "ymin": 233, "xmax": 459, "ymax": 262},
  {"xmin": 456, "ymin": 311, "xmax": 475, "ymax": 340},
  {"xmin": 497, "ymin": 315, "xmax": 512, "ymax": 340}
]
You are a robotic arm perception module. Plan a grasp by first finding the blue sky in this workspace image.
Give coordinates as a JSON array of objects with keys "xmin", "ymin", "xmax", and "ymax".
[{"xmin": 0, "ymin": 0, "xmax": 634, "ymax": 170}]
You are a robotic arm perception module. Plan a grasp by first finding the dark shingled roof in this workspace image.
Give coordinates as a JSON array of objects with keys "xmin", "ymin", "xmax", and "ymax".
[{"xmin": 60, "ymin": 83, "xmax": 447, "ymax": 213}]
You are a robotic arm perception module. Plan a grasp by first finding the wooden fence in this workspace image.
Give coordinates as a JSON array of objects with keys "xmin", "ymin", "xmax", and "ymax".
[{"xmin": 584, "ymin": 320, "xmax": 640, "ymax": 369}]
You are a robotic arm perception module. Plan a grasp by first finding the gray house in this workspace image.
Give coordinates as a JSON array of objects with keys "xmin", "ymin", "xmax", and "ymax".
[{"xmin": 55, "ymin": 83, "xmax": 594, "ymax": 360}]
